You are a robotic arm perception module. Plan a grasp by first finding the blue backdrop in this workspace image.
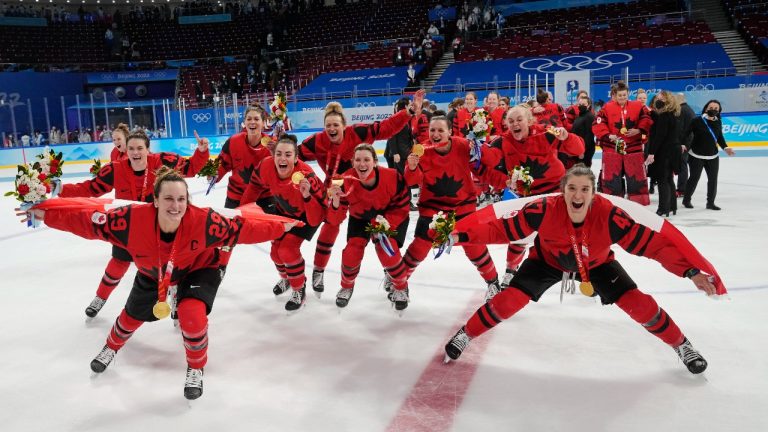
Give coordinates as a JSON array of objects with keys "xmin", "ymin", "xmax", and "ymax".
[{"xmin": 296, "ymin": 66, "xmax": 423, "ymax": 99}]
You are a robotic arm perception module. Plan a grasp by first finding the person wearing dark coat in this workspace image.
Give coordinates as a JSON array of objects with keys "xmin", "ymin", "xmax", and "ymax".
[
  {"xmin": 570, "ymin": 95, "xmax": 596, "ymax": 167},
  {"xmin": 384, "ymin": 98, "xmax": 413, "ymax": 174},
  {"xmin": 675, "ymin": 94, "xmax": 697, "ymax": 195},
  {"xmin": 646, "ymin": 90, "xmax": 682, "ymax": 216}
]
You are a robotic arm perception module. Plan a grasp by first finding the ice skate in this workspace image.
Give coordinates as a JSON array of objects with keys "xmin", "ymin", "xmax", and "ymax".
[
  {"xmin": 85, "ymin": 296, "xmax": 107, "ymax": 318},
  {"xmin": 184, "ymin": 367, "xmax": 204, "ymax": 400},
  {"xmin": 285, "ymin": 285, "xmax": 306, "ymax": 314},
  {"xmin": 336, "ymin": 288, "xmax": 353, "ymax": 308},
  {"xmin": 674, "ymin": 338, "xmax": 708, "ymax": 374},
  {"xmin": 273, "ymin": 278, "xmax": 290, "ymax": 296},
  {"xmin": 485, "ymin": 280, "xmax": 503, "ymax": 302},
  {"xmin": 444, "ymin": 327, "xmax": 472, "ymax": 363},
  {"xmin": 500, "ymin": 267, "xmax": 517, "ymax": 289},
  {"xmin": 382, "ymin": 272, "xmax": 394, "ymax": 293},
  {"xmin": 90, "ymin": 345, "xmax": 116, "ymax": 373},
  {"xmin": 390, "ymin": 288, "xmax": 409, "ymax": 313},
  {"xmin": 312, "ymin": 270, "xmax": 325, "ymax": 299}
]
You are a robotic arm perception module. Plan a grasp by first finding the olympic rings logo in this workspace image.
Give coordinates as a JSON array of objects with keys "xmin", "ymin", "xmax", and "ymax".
[
  {"xmin": 519, "ymin": 53, "xmax": 633, "ymax": 73},
  {"xmin": 355, "ymin": 102, "xmax": 377, "ymax": 108},
  {"xmin": 192, "ymin": 113, "xmax": 211, "ymax": 123},
  {"xmin": 684, "ymin": 84, "xmax": 715, "ymax": 92}
]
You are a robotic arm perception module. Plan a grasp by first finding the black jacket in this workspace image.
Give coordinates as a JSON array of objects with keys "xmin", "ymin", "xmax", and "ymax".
[
  {"xmin": 648, "ymin": 110, "xmax": 681, "ymax": 179},
  {"xmin": 687, "ymin": 115, "xmax": 728, "ymax": 158},
  {"xmin": 677, "ymin": 103, "xmax": 697, "ymax": 149}
]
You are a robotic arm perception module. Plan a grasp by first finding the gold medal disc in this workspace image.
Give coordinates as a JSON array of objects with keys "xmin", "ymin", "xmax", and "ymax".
[
  {"xmin": 412, "ymin": 144, "xmax": 424, "ymax": 157},
  {"xmin": 153, "ymin": 301, "xmax": 171, "ymax": 319},
  {"xmin": 619, "ymin": 127, "xmax": 628, "ymax": 135},
  {"xmin": 260, "ymin": 136, "xmax": 272, "ymax": 147},
  {"xmin": 331, "ymin": 178, "xmax": 344, "ymax": 187},
  {"xmin": 579, "ymin": 281, "xmax": 595, "ymax": 297},
  {"xmin": 291, "ymin": 171, "xmax": 305, "ymax": 185}
]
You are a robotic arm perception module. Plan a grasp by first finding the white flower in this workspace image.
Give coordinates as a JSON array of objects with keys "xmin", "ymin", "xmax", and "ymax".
[
  {"xmin": 375, "ymin": 215, "xmax": 390, "ymax": 230},
  {"xmin": 429, "ymin": 211, "xmax": 445, "ymax": 230}
]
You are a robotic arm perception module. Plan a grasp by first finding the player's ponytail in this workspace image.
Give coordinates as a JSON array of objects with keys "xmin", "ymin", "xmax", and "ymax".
[{"xmin": 324, "ymin": 102, "xmax": 346, "ymax": 126}]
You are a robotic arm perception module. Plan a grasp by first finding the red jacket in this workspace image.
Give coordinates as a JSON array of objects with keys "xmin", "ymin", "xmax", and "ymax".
[
  {"xmin": 485, "ymin": 124, "xmax": 585, "ymax": 194},
  {"xmin": 298, "ymin": 109, "xmax": 412, "ymax": 182},
  {"xmin": 44, "ymin": 203, "xmax": 286, "ymax": 284},
  {"xmin": 592, "ymin": 100, "xmax": 653, "ymax": 154},
  {"xmin": 328, "ymin": 166, "xmax": 410, "ymax": 228},
  {"xmin": 534, "ymin": 102, "xmax": 568, "ymax": 128},
  {"xmin": 240, "ymin": 158, "xmax": 326, "ymax": 227},
  {"xmin": 458, "ymin": 194, "xmax": 695, "ymax": 276},
  {"xmin": 61, "ymin": 150, "xmax": 208, "ymax": 202},
  {"xmin": 109, "ymin": 147, "xmax": 126, "ymax": 162},
  {"xmin": 216, "ymin": 131, "xmax": 272, "ymax": 203},
  {"xmin": 452, "ymin": 108, "xmax": 473, "ymax": 137}
]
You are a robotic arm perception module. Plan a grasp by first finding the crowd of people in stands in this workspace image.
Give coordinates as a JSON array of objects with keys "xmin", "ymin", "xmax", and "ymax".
[{"xmin": 3, "ymin": 124, "xmax": 167, "ymax": 147}]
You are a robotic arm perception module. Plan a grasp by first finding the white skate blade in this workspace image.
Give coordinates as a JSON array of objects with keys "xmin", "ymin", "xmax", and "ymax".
[
  {"xmin": 443, "ymin": 354, "xmax": 453, "ymax": 364},
  {"xmin": 314, "ymin": 291, "xmax": 322, "ymax": 300}
]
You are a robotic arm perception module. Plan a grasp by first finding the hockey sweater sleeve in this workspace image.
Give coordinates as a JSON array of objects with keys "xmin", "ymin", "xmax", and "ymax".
[{"xmin": 60, "ymin": 163, "xmax": 116, "ymax": 198}]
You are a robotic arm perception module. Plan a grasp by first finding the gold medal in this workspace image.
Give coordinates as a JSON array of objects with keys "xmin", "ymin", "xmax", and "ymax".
[
  {"xmin": 619, "ymin": 127, "xmax": 628, "ymax": 135},
  {"xmin": 260, "ymin": 136, "xmax": 272, "ymax": 147},
  {"xmin": 331, "ymin": 178, "xmax": 344, "ymax": 187},
  {"xmin": 546, "ymin": 126, "xmax": 559, "ymax": 136},
  {"xmin": 153, "ymin": 301, "xmax": 171, "ymax": 319},
  {"xmin": 411, "ymin": 143, "xmax": 424, "ymax": 157},
  {"xmin": 579, "ymin": 281, "xmax": 594, "ymax": 297},
  {"xmin": 291, "ymin": 172, "xmax": 305, "ymax": 185}
]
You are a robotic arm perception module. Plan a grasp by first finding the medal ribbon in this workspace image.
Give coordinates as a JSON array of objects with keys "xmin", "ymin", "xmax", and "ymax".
[
  {"xmin": 157, "ymin": 226, "xmax": 180, "ymax": 305},
  {"xmin": 565, "ymin": 222, "xmax": 590, "ymax": 285}
]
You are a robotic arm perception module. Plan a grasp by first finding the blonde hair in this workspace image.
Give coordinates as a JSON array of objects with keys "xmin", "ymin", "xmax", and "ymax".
[
  {"xmin": 656, "ymin": 89, "xmax": 682, "ymax": 116},
  {"xmin": 354, "ymin": 143, "xmax": 377, "ymax": 160},
  {"xmin": 153, "ymin": 166, "xmax": 188, "ymax": 198},
  {"xmin": 113, "ymin": 123, "xmax": 130, "ymax": 140},
  {"xmin": 244, "ymin": 104, "xmax": 268, "ymax": 121},
  {"xmin": 324, "ymin": 102, "xmax": 346, "ymax": 126},
  {"xmin": 508, "ymin": 104, "xmax": 534, "ymax": 123}
]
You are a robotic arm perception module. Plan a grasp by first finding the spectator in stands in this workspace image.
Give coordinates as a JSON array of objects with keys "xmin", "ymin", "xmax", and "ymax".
[
  {"xmin": 21, "ymin": 134, "xmax": 31, "ymax": 147},
  {"xmin": 33, "ymin": 131, "xmax": 44, "ymax": 146},
  {"xmin": 393, "ymin": 47, "xmax": 405, "ymax": 66},
  {"xmin": 675, "ymin": 93, "xmax": 696, "ymax": 197},
  {"xmin": 457, "ymin": 15, "xmax": 467, "ymax": 37},
  {"xmin": 79, "ymin": 129, "xmax": 92, "ymax": 143},
  {"xmin": 427, "ymin": 22, "xmax": 440, "ymax": 37},
  {"xmin": 406, "ymin": 63, "xmax": 417, "ymax": 89},
  {"xmin": 422, "ymin": 36, "xmax": 434, "ymax": 59},
  {"xmin": 682, "ymin": 100, "xmax": 734, "ymax": 211},
  {"xmin": 104, "ymin": 26, "xmax": 114, "ymax": 58},
  {"xmin": 452, "ymin": 35, "xmax": 463, "ymax": 56},
  {"xmin": 49, "ymin": 126, "xmax": 61, "ymax": 144}
]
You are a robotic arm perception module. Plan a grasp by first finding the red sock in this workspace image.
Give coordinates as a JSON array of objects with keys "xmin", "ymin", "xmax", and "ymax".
[
  {"xmin": 96, "ymin": 258, "xmax": 131, "ymax": 299},
  {"xmin": 340, "ymin": 237, "xmax": 366, "ymax": 289},
  {"xmin": 505, "ymin": 244, "xmax": 526, "ymax": 270},
  {"xmin": 464, "ymin": 245, "xmax": 499, "ymax": 282},
  {"xmin": 106, "ymin": 309, "xmax": 143, "ymax": 351},
  {"xmin": 615, "ymin": 289, "xmax": 685, "ymax": 346},
  {"xmin": 178, "ymin": 299, "xmax": 209, "ymax": 369},
  {"xmin": 403, "ymin": 237, "xmax": 431, "ymax": 278},
  {"xmin": 466, "ymin": 287, "xmax": 530, "ymax": 338}
]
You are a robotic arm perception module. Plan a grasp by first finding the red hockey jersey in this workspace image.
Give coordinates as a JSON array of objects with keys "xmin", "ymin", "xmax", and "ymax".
[
  {"xmin": 215, "ymin": 131, "xmax": 273, "ymax": 203},
  {"xmin": 60, "ymin": 150, "xmax": 208, "ymax": 202},
  {"xmin": 592, "ymin": 100, "xmax": 652, "ymax": 154},
  {"xmin": 328, "ymin": 166, "xmax": 410, "ymax": 228},
  {"xmin": 240, "ymin": 158, "xmax": 326, "ymax": 226}
]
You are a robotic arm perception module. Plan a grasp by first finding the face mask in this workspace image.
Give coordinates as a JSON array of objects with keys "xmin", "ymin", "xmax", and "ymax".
[
  {"xmin": 706, "ymin": 109, "xmax": 719, "ymax": 117},
  {"xmin": 654, "ymin": 100, "xmax": 665, "ymax": 110},
  {"xmin": 578, "ymin": 105, "xmax": 588, "ymax": 114}
]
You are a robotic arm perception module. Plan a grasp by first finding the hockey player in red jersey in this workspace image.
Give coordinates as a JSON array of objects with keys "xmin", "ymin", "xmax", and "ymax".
[
  {"xmin": 241, "ymin": 135, "xmax": 326, "ymax": 312},
  {"xmin": 59, "ymin": 130, "xmax": 210, "ymax": 318},
  {"xmin": 592, "ymin": 81, "xmax": 653, "ymax": 205},
  {"xmin": 109, "ymin": 123, "xmax": 130, "ymax": 162},
  {"xmin": 21, "ymin": 167, "xmax": 297, "ymax": 399},
  {"xmin": 403, "ymin": 116, "xmax": 503, "ymax": 301},
  {"xmin": 485, "ymin": 105, "xmax": 584, "ymax": 289},
  {"xmin": 326, "ymin": 144, "xmax": 412, "ymax": 311},
  {"xmin": 211, "ymin": 104, "xmax": 274, "ymax": 209},
  {"xmin": 444, "ymin": 164, "xmax": 718, "ymax": 375},
  {"xmin": 298, "ymin": 89, "xmax": 424, "ymax": 297}
]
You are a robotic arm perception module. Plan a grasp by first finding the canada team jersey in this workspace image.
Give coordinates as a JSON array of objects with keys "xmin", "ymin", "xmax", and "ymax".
[
  {"xmin": 216, "ymin": 132, "xmax": 272, "ymax": 202},
  {"xmin": 534, "ymin": 103, "xmax": 567, "ymax": 128},
  {"xmin": 240, "ymin": 158, "xmax": 326, "ymax": 227},
  {"xmin": 329, "ymin": 166, "xmax": 410, "ymax": 228},
  {"xmin": 60, "ymin": 150, "xmax": 209, "ymax": 202},
  {"xmin": 298, "ymin": 109, "xmax": 412, "ymax": 181},
  {"xmin": 109, "ymin": 147, "xmax": 126, "ymax": 162},
  {"xmin": 485, "ymin": 124, "xmax": 585, "ymax": 194},
  {"xmin": 460, "ymin": 194, "xmax": 694, "ymax": 276},
  {"xmin": 404, "ymin": 136, "xmax": 482, "ymax": 217},
  {"xmin": 593, "ymin": 100, "xmax": 653, "ymax": 153},
  {"xmin": 43, "ymin": 203, "xmax": 286, "ymax": 284}
]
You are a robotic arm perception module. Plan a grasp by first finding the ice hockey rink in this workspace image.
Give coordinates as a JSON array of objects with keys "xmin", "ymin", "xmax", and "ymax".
[{"xmin": 0, "ymin": 151, "xmax": 766, "ymax": 432}]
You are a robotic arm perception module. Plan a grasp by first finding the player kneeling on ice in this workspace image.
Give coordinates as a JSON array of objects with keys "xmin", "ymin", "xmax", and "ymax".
[
  {"xmin": 326, "ymin": 144, "xmax": 412, "ymax": 311},
  {"xmin": 443, "ymin": 164, "xmax": 726, "ymax": 375},
  {"xmin": 17, "ymin": 167, "xmax": 298, "ymax": 400}
]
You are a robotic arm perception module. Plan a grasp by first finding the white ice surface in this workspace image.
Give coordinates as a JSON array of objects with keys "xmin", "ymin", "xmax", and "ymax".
[{"xmin": 0, "ymin": 156, "xmax": 766, "ymax": 432}]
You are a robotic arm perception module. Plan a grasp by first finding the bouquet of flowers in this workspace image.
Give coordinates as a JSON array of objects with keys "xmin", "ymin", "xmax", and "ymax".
[
  {"xmin": 429, "ymin": 211, "xmax": 457, "ymax": 258},
  {"xmin": 197, "ymin": 158, "xmax": 221, "ymax": 195},
  {"xmin": 5, "ymin": 163, "xmax": 55, "ymax": 227},
  {"xmin": 89, "ymin": 159, "xmax": 102, "ymax": 177},
  {"xmin": 613, "ymin": 137, "xmax": 627, "ymax": 155},
  {"xmin": 35, "ymin": 148, "xmax": 64, "ymax": 179},
  {"xmin": 365, "ymin": 215, "xmax": 398, "ymax": 257},
  {"xmin": 268, "ymin": 91, "xmax": 288, "ymax": 137},
  {"xmin": 509, "ymin": 165, "xmax": 535, "ymax": 197},
  {"xmin": 466, "ymin": 109, "xmax": 492, "ymax": 169}
]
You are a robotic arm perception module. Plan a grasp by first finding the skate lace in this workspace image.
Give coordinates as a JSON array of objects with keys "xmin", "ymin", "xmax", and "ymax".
[
  {"xmin": 337, "ymin": 288, "xmax": 353, "ymax": 300},
  {"xmin": 289, "ymin": 288, "xmax": 304, "ymax": 304},
  {"xmin": 676, "ymin": 342, "xmax": 702, "ymax": 364},
  {"xmin": 451, "ymin": 330, "xmax": 471, "ymax": 351},
  {"xmin": 95, "ymin": 346, "xmax": 116, "ymax": 364},
  {"xmin": 89, "ymin": 297, "xmax": 106, "ymax": 311},
  {"xmin": 312, "ymin": 271, "xmax": 324, "ymax": 287},
  {"xmin": 391, "ymin": 289, "xmax": 408, "ymax": 302},
  {"xmin": 185, "ymin": 368, "xmax": 203, "ymax": 388}
]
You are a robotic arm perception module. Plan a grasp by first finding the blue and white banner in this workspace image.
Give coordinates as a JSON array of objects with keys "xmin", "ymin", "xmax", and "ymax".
[
  {"xmin": 554, "ymin": 70, "xmax": 591, "ymax": 106},
  {"xmin": 297, "ymin": 66, "xmax": 423, "ymax": 98},
  {"xmin": 178, "ymin": 14, "xmax": 232, "ymax": 25},
  {"xmin": 429, "ymin": 6, "xmax": 456, "ymax": 22},
  {"xmin": 495, "ymin": 0, "xmax": 631, "ymax": 16},
  {"xmin": 721, "ymin": 113, "xmax": 768, "ymax": 146},
  {"xmin": 436, "ymin": 44, "xmax": 733, "ymax": 87},
  {"xmin": 85, "ymin": 70, "xmax": 179, "ymax": 84}
]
